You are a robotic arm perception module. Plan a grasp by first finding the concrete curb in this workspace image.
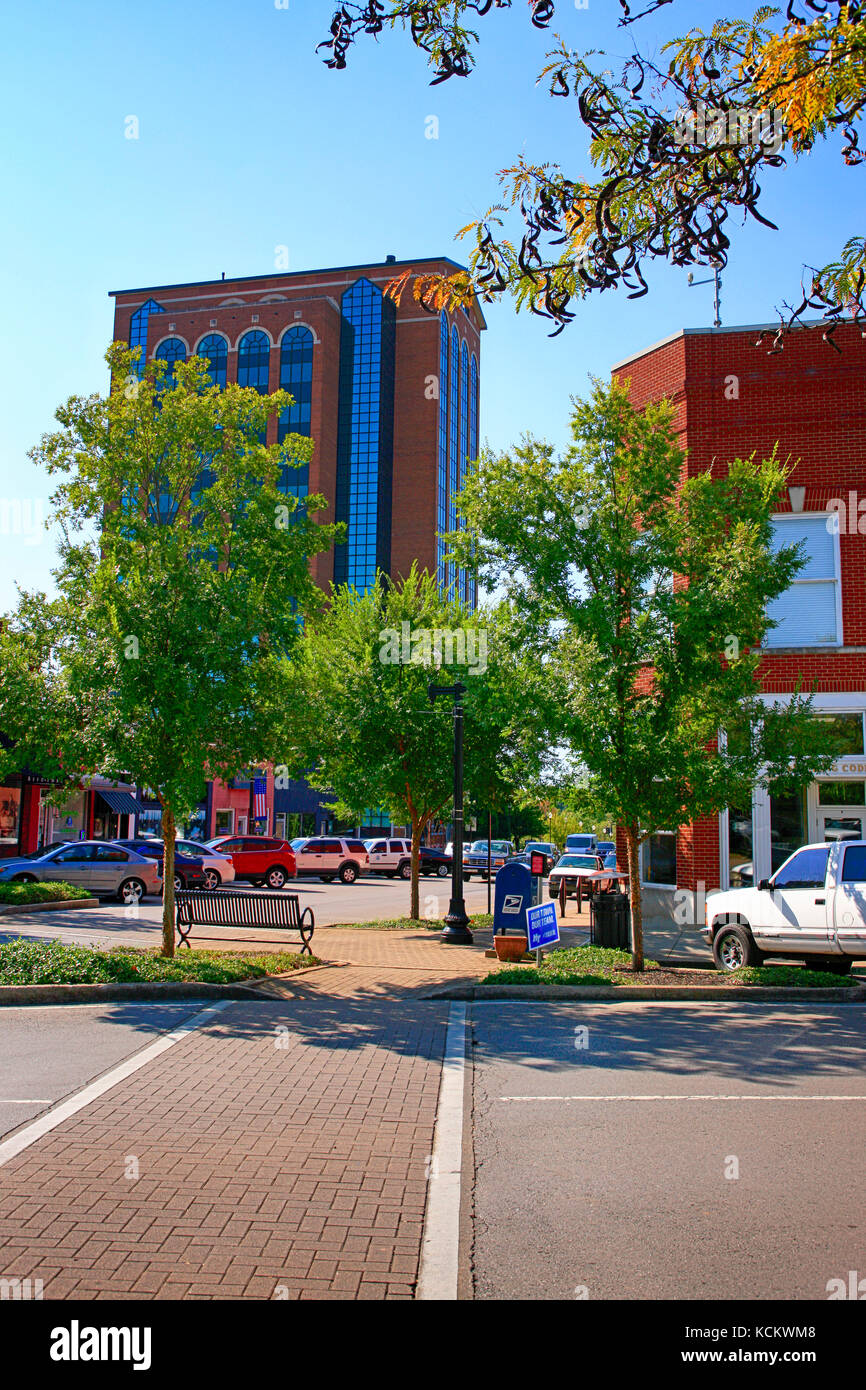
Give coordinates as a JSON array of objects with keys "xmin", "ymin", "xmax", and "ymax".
[
  {"xmin": 426, "ymin": 983, "xmax": 866, "ymax": 1003},
  {"xmin": 0, "ymin": 980, "xmax": 269, "ymax": 1006},
  {"xmin": 0, "ymin": 897, "xmax": 100, "ymax": 916}
]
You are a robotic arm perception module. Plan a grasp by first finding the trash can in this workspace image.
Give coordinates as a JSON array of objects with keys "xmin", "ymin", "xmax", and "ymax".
[{"xmin": 592, "ymin": 892, "xmax": 631, "ymax": 950}]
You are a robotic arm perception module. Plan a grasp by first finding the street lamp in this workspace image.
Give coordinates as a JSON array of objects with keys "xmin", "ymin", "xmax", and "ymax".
[{"xmin": 428, "ymin": 680, "xmax": 473, "ymax": 945}]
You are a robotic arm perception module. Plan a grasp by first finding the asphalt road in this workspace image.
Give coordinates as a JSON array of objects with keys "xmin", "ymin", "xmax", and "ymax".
[
  {"xmin": 0, "ymin": 1002, "xmax": 203, "ymax": 1141},
  {"xmin": 0, "ymin": 873, "xmax": 497, "ymax": 950},
  {"xmin": 469, "ymin": 1000, "xmax": 866, "ymax": 1301}
]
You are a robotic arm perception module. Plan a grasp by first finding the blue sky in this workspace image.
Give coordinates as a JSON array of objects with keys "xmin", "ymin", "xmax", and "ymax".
[{"xmin": 1, "ymin": 0, "xmax": 861, "ymax": 609}]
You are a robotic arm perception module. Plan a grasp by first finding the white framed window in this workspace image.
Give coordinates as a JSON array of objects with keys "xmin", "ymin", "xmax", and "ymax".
[{"xmin": 764, "ymin": 515, "xmax": 842, "ymax": 648}]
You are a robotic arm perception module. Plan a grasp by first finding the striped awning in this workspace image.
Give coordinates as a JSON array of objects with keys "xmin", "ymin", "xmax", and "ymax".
[{"xmin": 96, "ymin": 790, "xmax": 144, "ymax": 816}]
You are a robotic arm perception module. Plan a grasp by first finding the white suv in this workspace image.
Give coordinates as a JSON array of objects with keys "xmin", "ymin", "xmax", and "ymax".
[
  {"xmin": 293, "ymin": 837, "xmax": 370, "ymax": 884},
  {"xmin": 365, "ymin": 838, "xmax": 413, "ymax": 880}
]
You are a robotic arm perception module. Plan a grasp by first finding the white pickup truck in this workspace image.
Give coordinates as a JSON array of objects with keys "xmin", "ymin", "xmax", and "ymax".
[{"xmin": 704, "ymin": 839, "xmax": 866, "ymax": 974}]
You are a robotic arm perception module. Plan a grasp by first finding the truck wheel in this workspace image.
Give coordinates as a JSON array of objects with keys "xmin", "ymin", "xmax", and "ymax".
[
  {"xmin": 712, "ymin": 922, "xmax": 761, "ymax": 972},
  {"xmin": 339, "ymin": 862, "xmax": 358, "ymax": 884},
  {"xmin": 437, "ymin": 863, "xmax": 450, "ymax": 878},
  {"xmin": 398, "ymin": 861, "xmax": 412, "ymax": 880}
]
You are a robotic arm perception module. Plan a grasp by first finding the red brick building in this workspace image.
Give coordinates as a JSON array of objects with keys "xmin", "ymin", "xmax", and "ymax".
[
  {"xmin": 109, "ymin": 256, "xmax": 485, "ymax": 840},
  {"xmin": 613, "ymin": 320, "xmax": 866, "ymax": 920}
]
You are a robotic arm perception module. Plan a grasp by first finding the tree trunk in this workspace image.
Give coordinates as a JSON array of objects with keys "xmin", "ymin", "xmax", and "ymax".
[
  {"xmin": 410, "ymin": 816, "xmax": 423, "ymax": 922},
  {"xmin": 625, "ymin": 820, "xmax": 644, "ymax": 973},
  {"xmin": 161, "ymin": 801, "xmax": 176, "ymax": 958}
]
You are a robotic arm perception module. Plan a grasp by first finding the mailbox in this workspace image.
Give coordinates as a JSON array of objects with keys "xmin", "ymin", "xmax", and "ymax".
[{"xmin": 493, "ymin": 860, "xmax": 532, "ymax": 935}]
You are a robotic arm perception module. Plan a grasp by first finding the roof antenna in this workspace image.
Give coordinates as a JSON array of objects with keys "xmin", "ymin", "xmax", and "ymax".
[
  {"xmin": 221, "ymin": 271, "xmax": 225, "ymax": 281},
  {"xmin": 687, "ymin": 261, "xmax": 722, "ymax": 327}
]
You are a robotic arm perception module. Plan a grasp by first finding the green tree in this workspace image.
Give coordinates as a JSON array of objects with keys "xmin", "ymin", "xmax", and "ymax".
[
  {"xmin": 315, "ymin": 2, "xmax": 865, "ymax": 345},
  {"xmin": 0, "ymin": 344, "xmax": 342, "ymax": 956},
  {"xmin": 451, "ymin": 377, "xmax": 836, "ymax": 969},
  {"xmin": 281, "ymin": 565, "xmax": 548, "ymax": 920}
]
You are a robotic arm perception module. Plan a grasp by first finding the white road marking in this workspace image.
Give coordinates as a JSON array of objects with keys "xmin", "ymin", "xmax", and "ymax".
[
  {"xmin": 417, "ymin": 1002, "xmax": 466, "ymax": 1302},
  {"xmin": 0, "ymin": 1000, "xmax": 233, "ymax": 1168},
  {"xmin": 500, "ymin": 1094, "xmax": 866, "ymax": 1102}
]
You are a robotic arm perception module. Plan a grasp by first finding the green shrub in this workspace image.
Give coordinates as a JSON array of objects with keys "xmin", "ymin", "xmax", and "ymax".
[
  {"xmin": 0, "ymin": 940, "xmax": 319, "ymax": 986},
  {"xmin": 0, "ymin": 881, "xmax": 90, "ymax": 905}
]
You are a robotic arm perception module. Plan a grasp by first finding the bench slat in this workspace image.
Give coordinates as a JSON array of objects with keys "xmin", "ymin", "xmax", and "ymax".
[{"xmin": 174, "ymin": 890, "xmax": 314, "ymax": 954}]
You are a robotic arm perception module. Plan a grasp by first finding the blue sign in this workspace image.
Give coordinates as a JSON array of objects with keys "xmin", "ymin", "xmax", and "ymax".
[
  {"xmin": 493, "ymin": 860, "xmax": 532, "ymax": 935},
  {"xmin": 526, "ymin": 900, "xmax": 560, "ymax": 951}
]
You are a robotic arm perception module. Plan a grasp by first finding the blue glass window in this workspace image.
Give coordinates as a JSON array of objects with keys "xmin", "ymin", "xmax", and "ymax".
[
  {"xmin": 237, "ymin": 330, "xmax": 270, "ymax": 392},
  {"xmin": 196, "ymin": 334, "xmax": 228, "ymax": 389},
  {"xmin": 447, "ymin": 325, "xmax": 460, "ymax": 597},
  {"xmin": 154, "ymin": 337, "xmax": 186, "ymax": 388},
  {"xmin": 128, "ymin": 298, "xmax": 165, "ymax": 378},
  {"xmin": 334, "ymin": 279, "xmax": 396, "ymax": 592},
  {"xmin": 458, "ymin": 339, "xmax": 469, "ymax": 604},
  {"xmin": 468, "ymin": 352, "xmax": 479, "ymax": 612},
  {"xmin": 437, "ymin": 312, "xmax": 449, "ymax": 592},
  {"xmin": 278, "ymin": 326, "xmax": 314, "ymax": 513}
]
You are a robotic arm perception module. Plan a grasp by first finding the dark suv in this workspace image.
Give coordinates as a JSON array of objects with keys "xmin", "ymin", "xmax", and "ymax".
[{"xmin": 113, "ymin": 839, "xmax": 208, "ymax": 891}]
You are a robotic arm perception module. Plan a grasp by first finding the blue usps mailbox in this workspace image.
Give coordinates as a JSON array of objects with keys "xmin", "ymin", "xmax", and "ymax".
[
  {"xmin": 493, "ymin": 860, "xmax": 532, "ymax": 935},
  {"xmin": 526, "ymin": 900, "xmax": 560, "ymax": 952}
]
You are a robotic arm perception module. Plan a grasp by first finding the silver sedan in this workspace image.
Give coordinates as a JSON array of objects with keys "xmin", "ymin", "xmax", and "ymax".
[
  {"xmin": 0, "ymin": 841, "xmax": 161, "ymax": 905},
  {"xmin": 175, "ymin": 839, "xmax": 236, "ymax": 889}
]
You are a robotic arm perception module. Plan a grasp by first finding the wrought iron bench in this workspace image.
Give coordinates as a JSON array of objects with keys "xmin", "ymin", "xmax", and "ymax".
[{"xmin": 174, "ymin": 889, "xmax": 315, "ymax": 953}]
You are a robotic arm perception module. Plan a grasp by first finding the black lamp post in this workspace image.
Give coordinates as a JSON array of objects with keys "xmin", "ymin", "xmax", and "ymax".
[{"xmin": 428, "ymin": 680, "xmax": 473, "ymax": 945}]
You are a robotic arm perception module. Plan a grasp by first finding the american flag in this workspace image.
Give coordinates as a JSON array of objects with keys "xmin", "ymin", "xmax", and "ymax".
[{"xmin": 252, "ymin": 776, "xmax": 267, "ymax": 824}]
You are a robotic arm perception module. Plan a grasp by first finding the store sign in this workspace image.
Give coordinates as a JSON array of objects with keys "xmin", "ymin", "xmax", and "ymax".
[{"xmin": 830, "ymin": 758, "xmax": 866, "ymax": 777}]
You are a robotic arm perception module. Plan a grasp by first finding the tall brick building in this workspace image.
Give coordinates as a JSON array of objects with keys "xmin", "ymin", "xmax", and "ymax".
[
  {"xmin": 109, "ymin": 256, "xmax": 484, "ymax": 841},
  {"xmin": 614, "ymin": 320, "xmax": 866, "ymax": 922}
]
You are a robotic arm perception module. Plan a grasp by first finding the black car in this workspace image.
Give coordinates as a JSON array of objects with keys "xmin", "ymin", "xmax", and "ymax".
[
  {"xmin": 112, "ymin": 839, "xmax": 208, "ymax": 891},
  {"xmin": 420, "ymin": 846, "xmax": 453, "ymax": 878}
]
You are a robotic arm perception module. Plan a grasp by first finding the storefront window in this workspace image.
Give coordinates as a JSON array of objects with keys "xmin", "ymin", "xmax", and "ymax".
[
  {"xmin": 770, "ymin": 790, "xmax": 807, "ymax": 874},
  {"xmin": 818, "ymin": 780, "xmax": 866, "ymax": 806},
  {"xmin": 137, "ymin": 808, "xmax": 162, "ymax": 837},
  {"xmin": 642, "ymin": 832, "xmax": 677, "ymax": 885},
  {"xmin": 0, "ymin": 788, "xmax": 21, "ymax": 846},
  {"xmin": 816, "ymin": 713, "xmax": 865, "ymax": 757},
  {"xmin": 728, "ymin": 806, "xmax": 754, "ymax": 887},
  {"xmin": 214, "ymin": 810, "xmax": 233, "ymax": 837}
]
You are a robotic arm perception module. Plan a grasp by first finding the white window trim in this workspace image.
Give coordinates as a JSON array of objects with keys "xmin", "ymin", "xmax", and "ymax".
[{"xmin": 763, "ymin": 511, "xmax": 843, "ymax": 650}]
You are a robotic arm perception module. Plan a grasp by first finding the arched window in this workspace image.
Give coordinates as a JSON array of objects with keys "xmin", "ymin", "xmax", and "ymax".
[
  {"xmin": 128, "ymin": 298, "xmax": 165, "ymax": 378},
  {"xmin": 196, "ymin": 334, "xmax": 228, "ymax": 389},
  {"xmin": 437, "ymin": 312, "xmax": 449, "ymax": 592},
  {"xmin": 278, "ymin": 326, "xmax": 314, "ymax": 507},
  {"xmin": 237, "ymin": 330, "xmax": 270, "ymax": 392},
  {"xmin": 154, "ymin": 337, "xmax": 187, "ymax": 388}
]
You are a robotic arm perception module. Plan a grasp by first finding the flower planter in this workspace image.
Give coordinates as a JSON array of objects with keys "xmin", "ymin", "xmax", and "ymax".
[{"xmin": 494, "ymin": 933, "xmax": 529, "ymax": 962}]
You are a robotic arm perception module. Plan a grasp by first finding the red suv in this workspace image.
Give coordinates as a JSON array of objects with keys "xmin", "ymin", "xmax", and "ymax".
[{"xmin": 205, "ymin": 836, "xmax": 297, "ymax": 890}]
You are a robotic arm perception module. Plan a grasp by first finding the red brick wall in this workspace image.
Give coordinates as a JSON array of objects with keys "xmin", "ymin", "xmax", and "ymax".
[{"xmin": 616, "ymin": 321, "xmax": 866, "ymax": 892}]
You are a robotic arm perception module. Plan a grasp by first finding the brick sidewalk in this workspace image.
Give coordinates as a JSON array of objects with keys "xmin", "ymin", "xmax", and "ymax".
[{"xmin": 0, "ymin": 998, "xmax": 449, "ymax": 1300}]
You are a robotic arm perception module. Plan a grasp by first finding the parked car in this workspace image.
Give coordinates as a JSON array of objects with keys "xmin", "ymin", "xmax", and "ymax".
[
  {"xmin": 34, "ymin": 840, "xmax": 74, "ymax": 856},
  {"xmin": 596, "ymin": 841, "xmax": 616, "ymax": 858},
  {"xmin": 704, "ymin": 839, "xmax": 866, "ymax": 973},
  {"xmin": 463, "ymin": 840, "xmax": 515, "ymax": 880},
  {"xmin": 205, "ymin": 836, "xmax": 297, "ymax": 890},
  {"xmin": 522, "ymin": 841, "xmax": 558, "ymax": 874},
  {"xmin": 565, "ymin": 833, "xmax": 598, "ymax": 853},
  {"xmin": 548, "ymin": 852, "xmax": 606, "ymax": 900},
  {"xmin": 113, "ymin": 839, "xmax": 208, "ymax": 892},
  {"xmin": 292, "ymin": 837, "xmax": 370, "ymax": 884},
  {"xmin": 0, "ymin": 840, "xmax": 161, "ymax": 905},
  {"xmin": 174, "ymin": 839, "xmax": 236, "ymax": 889},
  {"xmin": 420, "ymin": 846, "xmax": 452, "ymax": 878},
  {"xmin": 364, "ymin": 837, "xmax": 413, "ymax": 879}
]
